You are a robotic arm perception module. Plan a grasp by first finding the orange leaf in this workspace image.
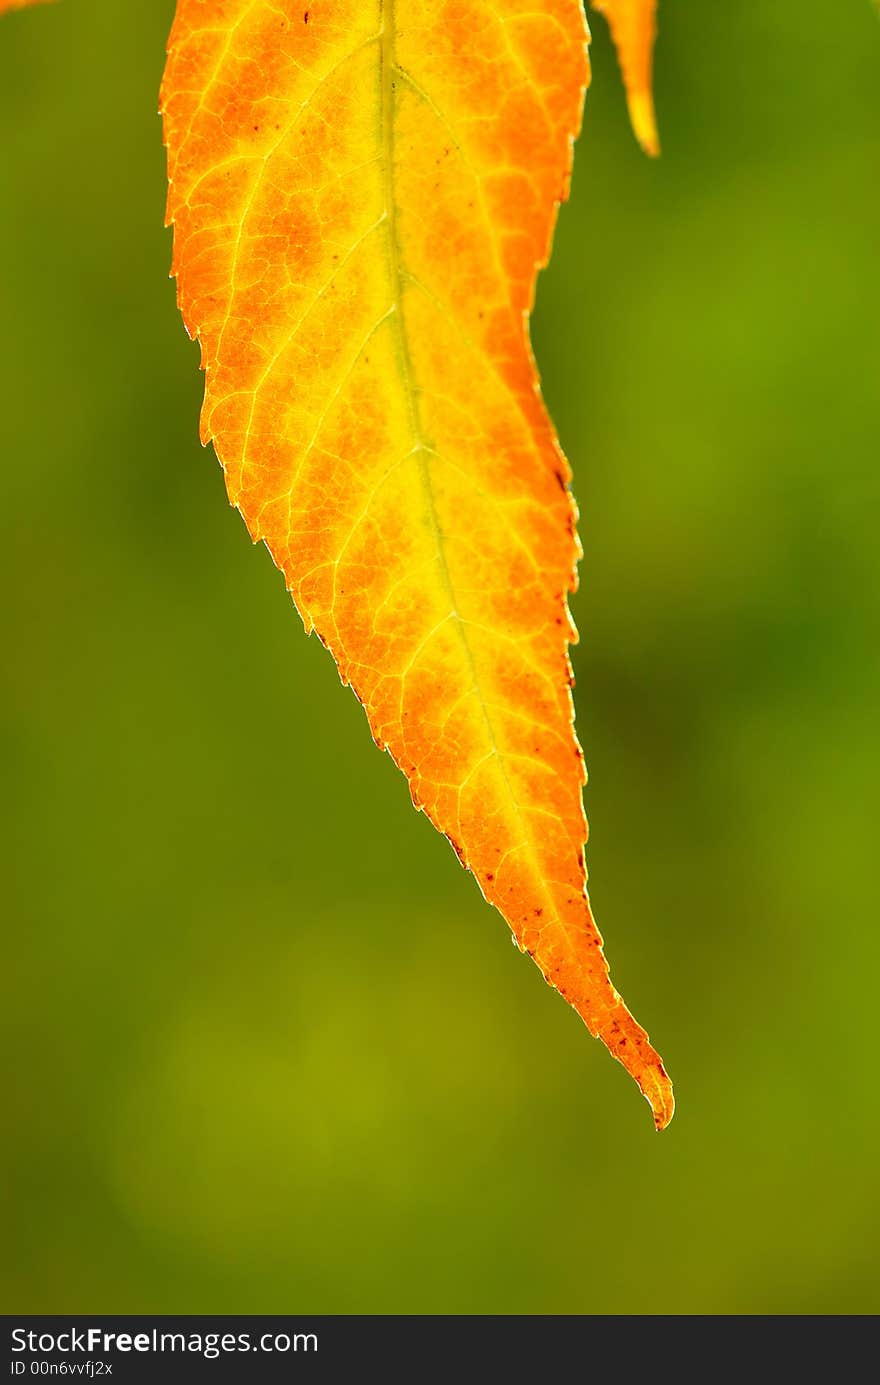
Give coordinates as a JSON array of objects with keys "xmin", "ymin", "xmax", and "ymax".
[
  {"xmin": 0, "ymin": 0, "xmax": 54, "ymax": 12},
  {"xmin": 592, "ymin": 0, "xmax": 660, "ymax": 155},
  {"xmin": 162, "ymin": 0, "xmax": 673, "ymax": 1129}
]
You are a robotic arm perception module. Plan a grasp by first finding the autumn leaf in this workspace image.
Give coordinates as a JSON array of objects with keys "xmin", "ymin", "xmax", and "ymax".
[
  {"xmin": 0, "ymin": 0, "xmax": 54, "ymax": 13},
  {"xmin": 592, "ymin": 0, "xmax": 660, "ymax": 155},
  {"xmin": 162, "ymin": 0, "xmax": 673, "ymax": 1129}
]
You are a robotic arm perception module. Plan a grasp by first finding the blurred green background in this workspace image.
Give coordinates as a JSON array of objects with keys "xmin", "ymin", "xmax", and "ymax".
[{"xmin": 1, "ymin": 0, "xmax": 878, "ymax": 1314}]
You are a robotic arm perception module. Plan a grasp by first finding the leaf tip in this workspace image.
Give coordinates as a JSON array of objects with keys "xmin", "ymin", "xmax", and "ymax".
[
  {"xmin": 647, "ymin": 1065, "xmax": 675, "ymax": 1131},
  {"xmin": 592, "ymin": 0, "xmax": 661, "ymax": 156},
  {"xmin": 596, "ymin": 989, "xmax": 674, "ymax": 1129},
  {"xmin": 626, "ymin": 87, "xmax": 661, "ymax": 158}
]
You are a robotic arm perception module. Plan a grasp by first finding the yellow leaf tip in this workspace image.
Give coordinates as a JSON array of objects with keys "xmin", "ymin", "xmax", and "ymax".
[
  {"xmin": 591, "ymin": 0, "xmax": 661, "ymax": 155},
  {"xmin": 627, "ymin": 88, "xmax": 660, "ymax": 157}
]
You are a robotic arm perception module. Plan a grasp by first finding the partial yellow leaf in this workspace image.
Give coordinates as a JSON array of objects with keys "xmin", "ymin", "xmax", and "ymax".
[
  {"xmin": 592, "ymin": 0, "xmax": 660, "ymax": 155},
  {"xmin": 162, "ymin": 0, "xmax": 673, "ymax": 1128}
]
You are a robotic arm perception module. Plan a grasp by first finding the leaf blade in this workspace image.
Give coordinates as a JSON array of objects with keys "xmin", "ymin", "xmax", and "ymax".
[{"xmin": 162, "ymin": 0, "xmax": 673, "ymax": 1129}]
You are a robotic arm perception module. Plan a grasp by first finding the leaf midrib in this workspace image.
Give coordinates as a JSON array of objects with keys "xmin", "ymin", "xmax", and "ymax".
[{"xmin": 379, "ymin": 0, "xmax": 554, "ymax": 888}]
